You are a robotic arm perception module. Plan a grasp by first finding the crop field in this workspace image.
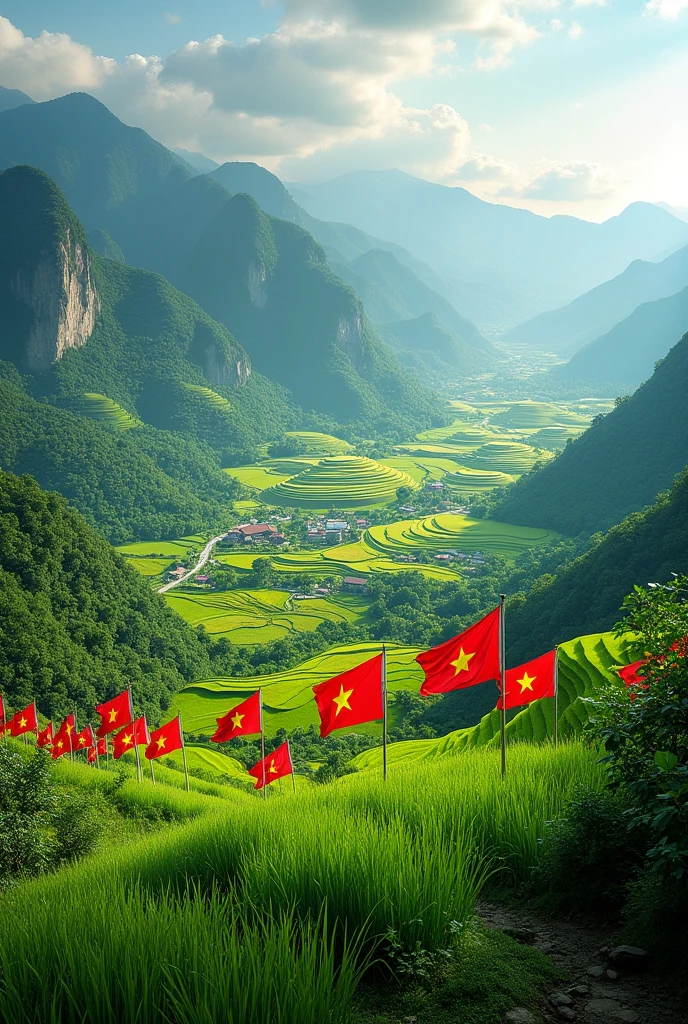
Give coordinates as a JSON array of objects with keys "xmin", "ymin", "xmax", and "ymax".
[
  {"xmin": 180, "ymin": 382, "xmax": 232, "ymax": 411},
  {"xmin": 124, "ymin": 556, "xmax": 174, "ymax": 577},
  {"xmin": 489, "ymin": 400, "xmax": 589, "ymax": 430},
  {"xmin": 225, "ymin": 464, "xmax": 295, "ymax": 490},
  {"xmin": 117, "ymin": 535, "xmax": 206, "ymax": 558},
  {"xmin": 352, "ymin": 631, "xmax": 633, "ymax": 770},
  {"xmin": 526, "ymin": 425, "xmax": 585, "ymax": 450},
  {"xmin": 164, "ymin": 744, "xmax": 250, "ymax": 782},
  {"xmin": 285, "ymin": 431, "xmax": 352, "ymax": 454},
  {"xmin": 462, "ymin": 440, "xmax": 550, "ymax": 474},
  {"xmin": 261, "ymin": 455, "xmax": 419, "ymax": 509},
  {"xmin": 444, "ymin": 466, "xmax": 515, "ymax": 490},
  {"xmin": 171, "ymin": 641, "xmax": 425, "ymax": 737},
  {"xmin": 165, "ymin": 589, "xmax": 367, "ymax": 645},
  {"xmin": 364, "ymin": 513, "xmax": 558, "ymax": 560},
  {"xmin": 77, "ymin": 393, "xmax": 141, "ymax": 430}
]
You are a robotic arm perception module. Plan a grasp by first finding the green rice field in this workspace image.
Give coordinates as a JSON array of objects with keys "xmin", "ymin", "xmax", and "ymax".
[
  {"xmin": 77, "ymin": 393, "xmax": 141, "ymax": 430},
  {"xmin": 181, "ymin": 382, "xmax": 232, "ymax": 411},
  {"xmin": 462, "ymin": 440, "xmax": 550, "ymax": 474},
  {"xmin": 165, "ymin": 589, "xmax": 367, "ymax": 645},
  {"xmin": 261, "ymin": 455, "xmax": 419, "ymax": 509},
  {"xmin": 364, "ymin": 513, "xmax": 558, "ymax": 559},
  {"xmin": 285, "ymin": 431, "xmax": 352, "ymax": 454}
]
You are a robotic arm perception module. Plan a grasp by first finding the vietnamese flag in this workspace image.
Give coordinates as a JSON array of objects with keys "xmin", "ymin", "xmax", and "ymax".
[
  {"xmin": 95, "ymin": 690, "xmax": 133, "ymax": 737},
  {"xmin": 211, "ymin": 691, "xmax": 262, "ymax": 743},
  {"xmin": 88, "ymin": 737, "xmax": 108, "ymax": 763},
  {"xmin": 112, "ymin": 716, "xmax": 150, "ymax": 759},
  {"xmin": 7, "ymin": 702, "xmax": 38, "ymax": 737},
  {"xmin": 497, "ymin": 650, "xmax": 557, "ymax": 710},
  {"xmin": 75, "ymin": 724, "xmax": 95, "ymax": 752},
  {"xmin": 37, "ymin": 722, "xmax": 54, "ymax": 748},
  {"xmin": 248, "ymin": 741, "xmax": 293, "ymax": 790},
  {"xmin": 417, "ymin": 606, "xmax": 501, "ymax": 696},
  {"xmin": 312, "ymin": 654, "xmax": 384, "ymax": 738},
  {"xmin": 145, "ymin": 716, "xmax": 183, "ymax": 761},
  {"xmin": 52, "ymin": 714, "xmax": 77, "ymax": 759}
]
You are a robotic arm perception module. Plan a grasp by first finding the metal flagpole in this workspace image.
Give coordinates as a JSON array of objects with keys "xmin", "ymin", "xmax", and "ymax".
[
  {"xmin": 287, "ymin": 737, "xmax": 296, "ymax": 795},
  {"xmin": 134, "ymin": 742, "xmax": 142, "ymax": 783},
  {"xmin": 260, "ymin": 689, "xmax": 266, "ymax": 800},
  {"xmin": 499, "ymin": 595, "xmax": 507, "ymax": 778},
  {"xmin": 179, "ymin": 712, "xmax": 190, "ymax": 792},
  {"xmin": 71, "ymin": 707, "xmax": 77, "ymax": 764},
  {"xmin": 554, "ymin": 647, "xmax": 559, "ymax": 748},
  {"xmin": 382, "ymin": 645, "xmax": 388, "ymax": 782},
  {"xmin": 33, "ymin": 701, "xmax": 38, "ymax": 747}
]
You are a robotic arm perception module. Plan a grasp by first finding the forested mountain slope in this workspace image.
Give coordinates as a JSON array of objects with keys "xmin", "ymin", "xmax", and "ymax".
[
  {"xmin": 493, "ymin": 333, "xmax": 688, "ymax": 535},
  {"xmin": 505, "ymin": 469, "xmax": 688, "ymax": 663},
  {"xmin": 558, "ymin": 287, "xmax": 688, "ymax": 386},
  {"xmin": 503, "ymin": 244, "xmax": 688, "ymax": 355},
  {"xmin": 0, "ymin": 470, "xmax": 219, "ymax": 720}
]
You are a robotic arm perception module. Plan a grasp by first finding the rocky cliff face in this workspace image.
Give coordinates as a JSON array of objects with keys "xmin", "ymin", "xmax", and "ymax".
[{"xmin": 12, "ymin": 227, "xmax": 99, "ymax": 371}]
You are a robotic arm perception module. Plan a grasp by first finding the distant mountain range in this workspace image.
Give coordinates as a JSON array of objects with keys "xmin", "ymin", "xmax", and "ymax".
[
  {"xmin": 289, "ymin": 170, "xmax": 688, "ymax": 328},
  {"xmin": 0, "ymin": 84, "xmax": 34, "ymax": 112}
]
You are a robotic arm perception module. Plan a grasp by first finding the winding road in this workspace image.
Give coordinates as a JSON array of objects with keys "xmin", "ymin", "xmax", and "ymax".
[{"xmin": 157, "ymin": 535, "xmax": 225, "ymax": 594}]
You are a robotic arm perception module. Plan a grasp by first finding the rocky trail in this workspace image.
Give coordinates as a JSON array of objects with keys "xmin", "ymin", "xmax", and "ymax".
[{"xmin": 478, "ymin": 901, "xmax": 687, "ymax": 1024}]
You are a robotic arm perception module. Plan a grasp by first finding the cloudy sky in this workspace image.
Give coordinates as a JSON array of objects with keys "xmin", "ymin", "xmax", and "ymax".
[{"xmin": 1, "ymin": 0, "xmax": 687, "ymax": 219}]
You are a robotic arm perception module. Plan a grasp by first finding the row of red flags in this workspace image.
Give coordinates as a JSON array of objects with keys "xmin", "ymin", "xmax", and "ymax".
[{"xmin": 1, "ymin": 604, "xmax": 649, "ymax": 790}]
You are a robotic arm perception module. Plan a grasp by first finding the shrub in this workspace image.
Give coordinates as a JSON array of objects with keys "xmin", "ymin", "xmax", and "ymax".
[{"xmin": 0, "ymin": 747, "xmax": 55, "ymax": 882}]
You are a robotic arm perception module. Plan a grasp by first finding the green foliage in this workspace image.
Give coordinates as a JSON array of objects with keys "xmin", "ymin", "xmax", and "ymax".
[{"xmin": 0, "ymin": 747, "xmax": 54, "ymax": 881}]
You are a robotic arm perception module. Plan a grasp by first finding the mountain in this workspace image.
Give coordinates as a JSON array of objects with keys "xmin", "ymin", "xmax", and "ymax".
[
  {"xmin": 557, "ymin": 287, "xmax": 688, "ymax": 386},
  {"xmin": 502, "ymin": 244, "xmax": 688, "ymax": 356},
  {"xmin": 290, "ymin": 170, "xmax": 688, "ymax": 325},
  {"xmin": 380, "ymin": 313, "xmax": 494, "ymax": 377},
  {"xmin": 492, "ymin": 332, "xmax": 688, "ymax": 536},
  {"xmin": 505, "ymin": 468, "xmax": 688, "ymax": 664},
  {"xmin": 0, "ymin": 468, "xmax": 218, "ymax": 720},
  {"xmin": 0, "ymin": 92, "xmax": 191, "ymax": 228},
  {"xmin": 0, "ymin": 85, "xmax": 34, "ymax": 112},
  {"xmin": 181, "ymin": 193, "xmax": 437, "ymax": 427},
  {"xmin": 657, "ymin": 202, "xmax": 688, "ymax": 225},
  {"xmin": 171, "ymin": 147, "xmax": 219, "ymax": 173}
]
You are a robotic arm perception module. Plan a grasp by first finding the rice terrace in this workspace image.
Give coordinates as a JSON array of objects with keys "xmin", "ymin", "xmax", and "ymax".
[{"xmin": 1, "ymin": 24, "xmax": 687, "ymax": 1024}]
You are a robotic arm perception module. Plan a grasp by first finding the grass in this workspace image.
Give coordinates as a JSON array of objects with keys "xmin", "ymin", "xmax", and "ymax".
[
  {"xmin": 180, "ymin": 382, "xmax": 232, "ymax": 411},
  {"xmin": 116, "ymin": 535, "xmax": 206, "ymax": 557},
  {"xmin": 285, "ymin": 430, "xmax": 352, "ymax": 454},
  {"xmin": 77, "ymin": 393, "xmax": 141, "ymax": 431},
  {"xmin": 124, "ymin": 556, "xmax": 174, "ymax": 577},
  {"xmin": 165, "ymin": 589, "xmax": 367, "ymax": 645},
  {"xmin": 261, "ymin": 456, "xmax": 419, "ymax": 509}
]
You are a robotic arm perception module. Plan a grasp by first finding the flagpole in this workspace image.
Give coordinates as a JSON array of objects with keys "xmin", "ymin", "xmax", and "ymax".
[
  {"xmin": 33, "ymin": 701, "xmax": 38, "ymax": 747},
  {"xmin": 259, "ymin": 689, "xmax": 266, "ymax": 800},
  {"xmin": 499, "ymin": 595, "xmax": 506, "ymax": 778},
  {"xmin": 287, "ymin": 737, "xmax": 296, "ymax": 795},
  {"xmin": 71, "ymin": 707, "xmax": 77, "ymax": 764},
  {"xmin": 179, "ymin": 712, "xmax": 190, "ymax": 792},
  {"xmin": 382, "ymin": 645, "xmax": 388, "ymax": 783},
  {"xmin": 554, "ymin": 647, "xmax": 559, "ymax": 748}
]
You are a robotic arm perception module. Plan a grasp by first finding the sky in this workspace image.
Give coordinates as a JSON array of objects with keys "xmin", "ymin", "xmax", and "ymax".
[{"xmin": 1, "ymin": 0, "xmax": 687, "ymax": 220}]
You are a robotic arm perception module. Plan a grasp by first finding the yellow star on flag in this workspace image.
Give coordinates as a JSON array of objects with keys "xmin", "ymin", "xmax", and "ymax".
[
  {"xmin": 57, "ymin": 740, "xmax": 64, "ymax": 749},
  {"xmin": 451, "ymin": 648, "xmax": 476, "ymax": 675},
  {"xmin": 156, "ymin": 736, "xmax": 166, "ymax": 750},
  {"xmin": 268, "ymin": 760, "xmax": 278, "ymax": 774},
  {"xmin": 19, "ymin": 716, "xmax": 27, "ymax": 728},
  {"xmin": 123, "ymin": 733, "xmax": 133, "ymax": 746},
  {"xmin": 332, "ymin": 683, "xmax": 354, "ymax": 716},
  {"xmin": 517, "ymin": 671, "xmax": 536, "ymax": 692},
  {"xmin": 108, "ymin": 708, "xmax": 118, "ymax": 723},
  {"xmin": 231, "ymin": 712, "xmax": 245, "ymax": 730},
  {"xmin": 66, "ymin": 723, "xmax": 73, "ymax": 735},
  {"xmin": 79, "ymin": 737, "xmax": 87, "ymax": 746}
]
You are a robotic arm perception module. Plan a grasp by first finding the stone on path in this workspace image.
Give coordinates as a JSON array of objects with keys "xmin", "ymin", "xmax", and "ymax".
[
  {"xmin": 505, "ymin": 1009, "xmax": 536, "ymax": 1024},
  {"xmin": 587, "ymin": 997, "xmax": 622, "ymax": 1013},
  {"xmin": 550, "ymin": 991, "xmax": 574, "ymax": 1007},
  {"xmin": 608, "ymin": 946, "xmax": 649, "ymax": 971}
]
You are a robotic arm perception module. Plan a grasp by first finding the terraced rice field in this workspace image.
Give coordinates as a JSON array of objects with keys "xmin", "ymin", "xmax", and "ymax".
[
  {"xmin": 77, "ymin": 393, "xmax": 141, "ymax": 430},
  {"xmin": 526, "ymin": 425, "xmax": 585, "ymax": 450},
  {"xmin": 261, "ymin": 455, "xmax": 418, "ymax": 509},
  {"xmin": 117, "ymin": 535, "xmax": 206, "ymax": 558},
  {"xmin": 352, "ymin": 631, "xmax": 635, "ymax": 770},
  {"xmin": 462, "ymin": 441, "xmax": 549, "ymax": 474},
  {"xmin": 165, "ymin": 589, "xmax": 367, "ymax": 645},
  {"xmin": 415, "ymin": 423, "xmax": 496, "ymax": 448},
  {"xmin": 125, "ymin": 557, "xmax": 174, "ymax": 577},
  {"xmin": 225, "ymin": 465, "xmax": 296, "ymax": 490},
  {"xmin": 364, "ymin": 513, "xmax": 558, "ymax": 560},
  {"xmin": 163, "ymin": 744, "xmax": 250, "ymax": 782},
  {"xmin": 444, "ymin": 467, "xmax": 514, "ymax": 490},
  {"xmin": 170, "ymin": 642, "xmax": 424, "ymax": 737},
  {"xmin": 181, "ymin": 383, "xmax": 232, "ymax": 411},
  {"xmin": 489, "ymin": 400, "xmax": 589, "ymax": 431},
  {"xmin": 285, "ymin": 431, "xmax": 352, "ymax": 454}
]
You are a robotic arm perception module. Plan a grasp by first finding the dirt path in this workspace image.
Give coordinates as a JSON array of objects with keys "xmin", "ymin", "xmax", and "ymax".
[
  {"xmin": 157, "ymin": 535, "xmax": 225, "ymax": 594},
  {"xmin": 478, "ymin": 900, "xmax": 687, "ymax": 1024}
]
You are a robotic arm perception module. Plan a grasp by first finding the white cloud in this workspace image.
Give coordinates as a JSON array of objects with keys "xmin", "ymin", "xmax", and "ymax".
[
  {"xmin": 643, "ymin": 0, "xmax": 688, "ymax": 16},
  {"xmin": 568, "ymin": 20, "xmax": 584, "ymax": 38},
  {"xmin": 165, "ymin": 13, "xmax": 182, "ymax": 25},
  {"xmin": 453, "ymin": 152, "xmax": 517, "ymax": 181},
  {"xmin": 0, "ymin": 16, "xmax": 114, "ymax": 98},
  {"xmin": 500, "ymin": 159, "xmax": 620, "ymax": 200},
  {"xmin": 573, "ymin": 0, "xmax": 606, "ymax": 6}
]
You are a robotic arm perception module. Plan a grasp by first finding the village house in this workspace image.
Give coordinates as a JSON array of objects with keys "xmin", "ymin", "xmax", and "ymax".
[
  {"xmin": 342, "ymin": 576, "xmax": 369, "ymax": 592},
  {"xmin": 224, "ymin": 524, "xmax": 279, "ymax": 544},
  {"xmin": 425, "ymin": 481, "xmax": 444, "ymax": 491}
]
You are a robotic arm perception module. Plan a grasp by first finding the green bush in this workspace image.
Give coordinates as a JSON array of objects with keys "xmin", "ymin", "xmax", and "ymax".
[{"xmin": 0, "ymin": 747, "xmax": 54, "ymax": 882}]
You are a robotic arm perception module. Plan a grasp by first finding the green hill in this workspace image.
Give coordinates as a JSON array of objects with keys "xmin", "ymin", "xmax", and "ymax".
[
  {"xmin": 381, "ymin": 311, "xmax": 495, "ymax": 377},
  {"xmin": 494, "ymin": 333, "xmax": 688, "ymax": 535},
  {"xmin": 0, "ymin": 469, "xmax": 221, "ymax": 721},
  {"xmin": 504, "ymin": 468, "xmax": 688, "ymax": 663}
]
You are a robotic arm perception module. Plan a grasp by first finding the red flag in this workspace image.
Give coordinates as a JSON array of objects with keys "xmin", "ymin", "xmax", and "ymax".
[
  {"xmin": 617, "ymin": 659, "xmax": 648, "ymax": 687},
  {"xmin": 75, "ymin": 724, "xmax": 95, "ymax": 752},
  {"xmin": 7, "ymin": 702, "xmax": 38, "ymax": 737},
  {"xmin": 89, "ymin": 737, "xmax": 108, "ymax": 763},
  {"xmin": 211, "ymin": 691, "xmax": 262, "ymax": 743},
  {"xmin": 95, "ymin": 690, "xmax": 133, "ymax": 737},
  {"xmin": 37, "ymin": 723, "xmax": 54, "ymax": 748},
  {"xmin": 52, "ymin": 714, "xmax": 77, "ymax": 759},
  {"xmin": 97, "ymin": 736, "xmax": 107, "ymax": 755},
  {"xmin": 312, "ymin": 654, "xmax": 384, "ymax": 738},
  {"xmin": 112, "ymin": 716, "xmax": 150, "ymax": 759},
  {"xmin": 145, "ymin": 717, "xmax": 183, "ymax": 760},
  {"xmin": 248, "ymin": 741, "xmax": 293, "ymax": 790},
  {"xmin": 497, "ymin": 650, "xmax": 557, "ymax": 710},
  {"xmin": 417, "ymin": 606, "xmax": 501, "ymax": 696}
]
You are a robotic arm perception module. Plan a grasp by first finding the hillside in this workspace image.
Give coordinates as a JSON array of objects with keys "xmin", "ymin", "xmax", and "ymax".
[
  {"xmin": 505, "ymin": 468, "xmax": 688, "ymax": 663},
  {"xmin": 381, "ymin": 312, "xmax": 495, "ymax": 376},
  {"xmin": 290, "ymin": 169, "xmax": 688, "ymax": 324},
  {"xmin": 0, "ymin": 92, "xmax": 190, "ymax": 228},
  {"xmin": 0, "ymin": 469, "xmax": 218, "ymax": 720},
  {"xmin": 503, "ymin": 244, "xmax": 688, "ymax": 355},
  {"xmin": 493, "ymin": 333, "xmax": 688, "ymax": 535},
  {"xmin": 181, "ymin": 193, "xmax": 438, "ymax": 428},
  {"xmin": 0, "ymin": 85, "xmax": 34, "ymax": 112},
  {"xmin": 558, "ymin": 287, "xmax": 688, "ymax": 386}
]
